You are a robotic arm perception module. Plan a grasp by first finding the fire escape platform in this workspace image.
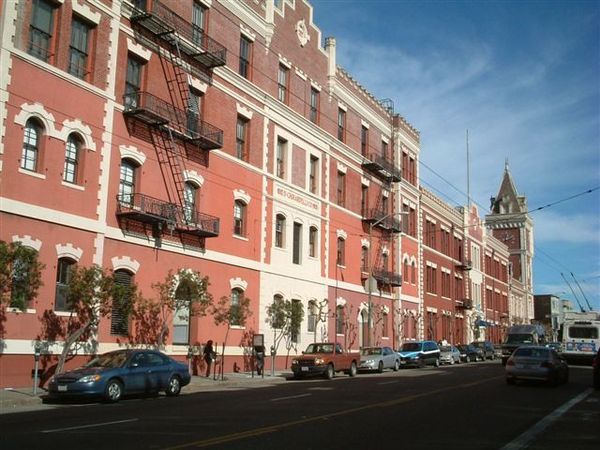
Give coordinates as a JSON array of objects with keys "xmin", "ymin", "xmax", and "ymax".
[
  {"xmin": 372, "ymin": 268, "xmax": 402, "ymax": 287},
  {"xmin": 362, "ymin": 153, "xmax": 402, "ymax": 183}
]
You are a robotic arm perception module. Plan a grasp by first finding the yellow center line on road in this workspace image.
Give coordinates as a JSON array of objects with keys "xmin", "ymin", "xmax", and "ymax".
[{"xmin": 163, "ymin": 374, "xmax": 504, "ymax": 449}]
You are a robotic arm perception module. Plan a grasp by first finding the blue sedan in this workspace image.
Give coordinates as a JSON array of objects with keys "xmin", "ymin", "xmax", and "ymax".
[{"xmin": 47, "ymin": 349, "xmax": 191, "ymax": 402}]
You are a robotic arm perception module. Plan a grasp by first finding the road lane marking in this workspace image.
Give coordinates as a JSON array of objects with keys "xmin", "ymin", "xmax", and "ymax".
[
  {"xmin": 270, "ymin": 393, "xmax": 311, "ymax": 402},
  {"xmin": 41, "ymin": 418, "xmax": 139, "ymax": 433},
  {"xmin": 163, "ymin": 375, "xmax": 503, "ymax": 449},
  {"xmin": 500, "ymin": 388, "xmax": 593, "ymax": 450},
  {"xmin": 378, "ymin": 380, "xmax": 400, "ymax": 385}
]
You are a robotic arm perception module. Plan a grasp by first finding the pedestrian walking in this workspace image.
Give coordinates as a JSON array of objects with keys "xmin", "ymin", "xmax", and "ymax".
[{"xmin": 203, "ymin": 340, "xmax": 214, "ymax": 377}]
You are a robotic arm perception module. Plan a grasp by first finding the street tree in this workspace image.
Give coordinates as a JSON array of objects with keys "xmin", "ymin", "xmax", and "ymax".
[
  {"xmin": 212, "ymin": 290, "xmax": 252, "ymax": 378},
  {"xmin": 265, "ymin": 296, "xmax": 304, "ymax": 369},
  {"xmin": 0, "ymin": 241, "xmax": 45, "ymax": 310}
]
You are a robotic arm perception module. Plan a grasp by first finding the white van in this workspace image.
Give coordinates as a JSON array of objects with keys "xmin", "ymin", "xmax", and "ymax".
[{"xmin": 561, "ymin": 311, "xmax": 600, "ymax": 364}]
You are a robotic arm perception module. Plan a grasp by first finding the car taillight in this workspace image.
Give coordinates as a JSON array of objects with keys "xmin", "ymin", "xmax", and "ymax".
[
  {"xmin": 541, "ymin": 361, "xmax": 555, "ymax": 369},
  {"xmin": 506, "ymin": 359, "xmax": 515, "ymax": 366}
]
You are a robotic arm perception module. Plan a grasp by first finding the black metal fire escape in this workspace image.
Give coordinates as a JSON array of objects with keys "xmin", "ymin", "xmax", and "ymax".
[{"xmin": 118, "ymin": 0, "xmax": 226, "ymax": 241}]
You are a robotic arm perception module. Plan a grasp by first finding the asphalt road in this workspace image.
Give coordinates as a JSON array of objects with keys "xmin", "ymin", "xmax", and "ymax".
[{"xmin": 1, "ymin": 362, "xmax": 598, "ymax": 450}]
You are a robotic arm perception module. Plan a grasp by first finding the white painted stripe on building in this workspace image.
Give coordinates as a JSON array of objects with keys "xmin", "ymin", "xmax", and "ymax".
[{"xmin": 500, "ymin": 388, "xmax": 592, "ymax": 450}]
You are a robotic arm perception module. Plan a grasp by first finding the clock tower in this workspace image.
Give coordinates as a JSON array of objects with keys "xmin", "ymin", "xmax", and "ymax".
[{"xmin": 485, "ymin": 161, "xmax": 534, "ymax": 324}]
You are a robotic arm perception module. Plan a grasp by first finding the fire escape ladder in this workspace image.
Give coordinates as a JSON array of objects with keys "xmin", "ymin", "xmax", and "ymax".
[
  {"xmin": 150, "ymin": 126, "xmax": 187, "ymax": 211},
  {"xmin": 158, "ymin": 38, "xmax": 190, "ymax": 116}
]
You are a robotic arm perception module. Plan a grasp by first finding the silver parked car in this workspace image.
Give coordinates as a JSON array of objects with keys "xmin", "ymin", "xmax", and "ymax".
[
  {"xmin": 359, "ymin": 346, "xmax": 400, "ymax": 373},
  {"xmin": 439, "ymin": 345, "xmax": 461, "ymax": 365},
  {"xmin": 505, "ymin": 346, "xmax": 569, "ymax": 386}
]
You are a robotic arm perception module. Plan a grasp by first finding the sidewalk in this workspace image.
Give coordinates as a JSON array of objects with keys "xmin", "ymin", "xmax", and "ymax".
[{"xmin": 0, "ymin": 371, "xmax": 290, "ymax": 414}]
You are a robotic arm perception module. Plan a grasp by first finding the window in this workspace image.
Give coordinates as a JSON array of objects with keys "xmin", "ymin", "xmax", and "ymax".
[
  {"xmin": 173, "ymin": 280, "xmax": 192, "ymax": 345},
  {"xmin": 336, "ymin": 305, "xmax": 344, "ymax": 334},
  {"xmin": 309, "ymin": 155, "xmax": 319, "ymax": 194},
  {"xmin": 382, "ymin": 253, "xmax": 389, "ymax": 271},
  {"xmin": 337, "ymin": 108, "xmax": 346, "ymax": 141},
  {"xmin": 291, "ymin": 299, "xmax": 302, "ymax": 343},
  {"xmin": 361, "ymin": 126, "xmax": 369, "ymax": 156},
  {"xmin": 69, "ymin": 17, "xmax": 91, "ymax": 79},
  {"xmin": 187, "ymin": 90, "xmax": 201, "ymax": 134},
  {"xmin": 10, "ymin": 246, "xmax": 39, "ymax": 309},
  {"xmin": 184, "ymin": 182, "xmax": 198, "ymax": 223},
  {"xmin": 276, "ymin": 138, "xmax": 286, "ymax": 178},
  {"xmin": 29, "ymin": 0, "xmax": 56, "ymax": 62},
  {"xmin": 275, "ymin": 214, "xmax": 286, "ymax": 248},
  {"xmin": 381, "ymin": 195, "xmax": 388, "ymax": 216},
  {"xmin": 361, "ymin": 246, "xmax": 369, "ymax": 273},
  {"xmin": 403, "ymin": 259, "xmax": 409, "ymax": 283},
  {"xmin": 336, "ymin": 171, "xmax": 346, "ymax": 207},
  {"xmin": 361, "ymin": 185, "xmax": 368, "ymax": 215},
  {"xmin": 411, "ymin": 261, "xmax": 416, "ymax": 284},
  {"xmin": 309, "ymin": 88, "xmax": 319, "ymax": 124},
  {"xmin": 441, "ymin": 230, "xmax": 450, "ymax": 256},
  {"xmin": 454, "ymin": 276, "xmax": 463, "ymax": 299},
  {"xmin": 21, "ymin": 119, "xmax": 42, "ymax": 172},
  {"xmin": 233, "ymin": 200, "xmax": 246, "ymax": 236},
  {"xmin": 119, "ymin": 159, "xmax": 137, "ymax": 205},
  {"xmin": 426, "ymin": 266, "xmax": 437, "ymax": 294},
  {"xmin": 278, "ymin": 64, "xmax": 289, "ymax": 103},
  {"xmin": 442, "ymin": 272, "xmax": 451, "ymax": 298},
  {"xmin": 111, "ymin": 270, "xmax": 132, "ymax": 336},
  {"xmin": 309, "ymin": 226, "xmax": 318, "ymax": 258},
  {"xmin": 125, "ymin": 56, "xmax": 143, "ymax": 107},
  {"xmin": 336, "ymin": 237, "xmax": 345, "ymax": 266},
  {"xmin": 55, "ymin": 258, "xmax": 76, "ymax": 311},
  {"xmin": 307, "ymin": 300, "xmax": 317, "ymax": 333},
  {"xmin": 382, "ymin": 312, "xmax": 388, "ymax": 337},
  {"xmin": 230, "ymin": 288, "xmax": 244, "ymax": 326},
  {"xmin": 63, "ymin": 134, "xmax": 81, "ymax": 184},
  {"xmin": 271, "ymin": 294, "xmax": 285, "ymax": 329},
  {"xmin": 425, "ymin": 220, "xmax": 436, "ymax": 248},
  {"xmin": 236, "ymin": 116, "xmax": 249, "ymax": 161},
  {"xmin": 293, "ymin": 222, "xmax": 302, "ymax": 265},
  {"xmin": 382, "ymin": 140, "xmax": 389, "ymax": 160},
  {"xmin": 239, "ymin": 35, "xmax": 252, "ymax": 79},
  {"xmin": 192, "ymin": 1, "xmax": 207, "ymax": 46}
]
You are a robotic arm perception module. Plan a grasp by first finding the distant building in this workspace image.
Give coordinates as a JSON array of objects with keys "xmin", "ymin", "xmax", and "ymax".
[{"xmin": 534, "ymin": 294, "xmax": 562, "ymax": 341}]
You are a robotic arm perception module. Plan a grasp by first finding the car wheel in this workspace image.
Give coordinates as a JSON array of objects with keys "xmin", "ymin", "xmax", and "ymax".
[
  {"xmin": 325, "ymin": 364, "xmax": 335, "ymax": 380},
  {"xmin": 166, "ymin": 375, "xmax": 181, "ymax": 396},
  {"xmin": 104, "ymin": 379, "xmax": 123, "ymax": 403},
  {"xmin": 450, "ymin": 358, "xmax": 455, "ymax": 365},
  {"xmin": 393, "ymin": 360, "xmax": 400, "ymax": 371},
  {"xmin": 348, "ymin": 361, "xmax": 357, "ymax": 377},
  {"xmin": 377, "ymin": 361, "xmax": 384, "ymax": 373}
]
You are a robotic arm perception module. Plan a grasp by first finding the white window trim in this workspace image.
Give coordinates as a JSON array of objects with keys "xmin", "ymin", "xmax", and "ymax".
[
  {"xmin": 119, "ymin": 145, "xmax": 146, "ymax": 166},
  {"xmin": 111, "ymin": 256, "xmax": 140, "ymax": 274},
  {"xmin": 12, "ymin": 235, "xmax": 42, "ymax": 251},
  {"xmin": 72, "ymin": 0, "xmax": 101, "ymax": 25},
  {"xmin": 56, "ymin": 243, "xmax": 83, "ymax": 261}
]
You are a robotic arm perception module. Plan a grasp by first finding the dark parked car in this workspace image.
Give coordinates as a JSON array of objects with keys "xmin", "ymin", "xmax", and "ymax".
[
  {"xmin": 505, "ymin": 346, "xmax": 568, "ymax": 386},
  {"xmin": 593, "ymin": 349, "xmax": 600, "ymax": 389},
  {"xmin": 471, "ymin": 341, "xmax": 496, "ymax": 360},
  {"xmin": 456, "ymin": 344, "xmax": 482, "ymax": 363},
  {"xmin": 397, "ymin": 341, "xmax": 440, "ymax": 368},
  {"xmin": 48, "ymin": 349, "xmax": 191, "ymax": 402}
]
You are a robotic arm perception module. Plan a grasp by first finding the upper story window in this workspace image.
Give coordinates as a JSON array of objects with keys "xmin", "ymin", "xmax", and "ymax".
[
  {"xmin": 382, "ymin": 141, "xmax": 389, "ymax": 160},
  {"xmin": 337, "ymin": 108, "xmax": 346, "ymax": 142},
  {"xmin": 275, "ymin": 214, "xmax": 286, "ymax": 248},
  {"xmin": 21, "ymin": 119, "xmax": 43, "ymax": 172},
  {"xmin": 233, "ymin": 200, "xmax": 247, "ymax": 237},
  {"xmin": 382, "ymin": 253, "xmax": 389, "ymax": 271},
  {"xmin": 361, "ymin": 126, "xmax": 369, "ymax": 156},
  {"xmin": 336, "ymin": 171, "xmax": 346, "ymax": 208},
  {"xmin": 309, "ymin": 226, "xmax": 318, "ymax": 258},
  {"xmin": 239, "ymin": 35, "xmax": 252, "ymax": 79},
  {"xmin": 381, "ymin": 195, "xmax": 388, "ymax": 215},
  {"xmin": 276, "ymin": 138, "xmax": 287, "ymax": 179},
  {"xmin": 192, "ymin": 1, "xmax": 207, "ymax": 46},
  {"xmin": 69, "ymin": 17, "xmax": 92, "ymax": 80},
  {"xmin": 278, "ymin": 64, "xmax": 289, "ymax": 103},
  {"xmin": 361, "ymin": 246, "xmax": 369, "ymax": 273},
  {"xmin": 336, "ymin": 237, "xmax": 345, "ymax": 266},
  {"xmin": 111, "ymin": 269, "xmax": 133, "ymax": 336},
  {"xmin": 187, "ymin": 89, "xmax": 202, "ymax": 133},
  {"xmin": 292, "ymin": 222, "xmax": 302, "ymax": 265},
  {"xmin": 236, "ymin": 116, "xmax": 249, "ymax": 161},
  {"xmin": 55, "ymin": 257, "xmax": 76, "ymax": 311},
  {"xmin": 184, "ymin": 182, "xmax": 198, "ymax": 223},
  {"xmin": 403, "ymin": 258, "xmax": 409, "ymax": 283},
  {"xmin": 125, "ymin": 56, "xmax": 143, "ymax": 107},
  {"xmin": 310, "ymin": 88, "xmax": 319, "ymax": 124},
  {"xmin": 119, "ymin": 159, "xmax": 137, "ymax": 205},
  {"xmin": 63, "ymin": 134, "xmax": 82, "ymax": 184},
  {"xmin": 309, "ymin": 155, "xmax": 319, "ymax": 194},
  {"xmin": 336, "ymin": 305, "xmax": 344, "ymax": 334},
  {"xmin": 230, "ymin": 288, "xmax": 244, "ymax": 326},
  {"xmin": 361, "ymin": 185, "xmax": 368, "ymax": 215},
  {"xmin": 29, "ymin": 0, "xmax": 56, "ymax": 62},
  {"xmin": 425, "ymin": 219, "xmax": 436, "ymax": 248}
]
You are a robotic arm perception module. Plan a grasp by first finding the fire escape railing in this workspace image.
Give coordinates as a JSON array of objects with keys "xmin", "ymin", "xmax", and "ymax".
[
  {"xmin": 123, "ymin": 91, "xmax": 223, "ymax": 150},
  {"xmin": 362, "ymin": 152, "xmax": 402, "ymax": 183},
  {"xmin": 130, "ymin": 0, "xmax": 227, "ymax": 69},
  {"xmin": 362, "ymin": 208, "xmax": 402, "ymax": 233},
  {"xmin": 116, "ymin": 193, "xmax": 220, "ymax": 238},
  {"xmin": 372, "ymin": 268, "xmax": 402, "ymax": 287}
]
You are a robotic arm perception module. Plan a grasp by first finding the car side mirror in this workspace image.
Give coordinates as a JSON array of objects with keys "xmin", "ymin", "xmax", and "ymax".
[{"xmin": 130, "ymin": 362, "xmax": 139, "ymax": 368}]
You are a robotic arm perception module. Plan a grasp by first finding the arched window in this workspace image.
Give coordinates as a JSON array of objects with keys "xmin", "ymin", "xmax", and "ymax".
[
  {"xmin": 21, "ymin": 119, "xmax": 43, "ymax": 171},
  {"xmin": 382, "ymin": 253, "xmax": 389, "ymax": 271},
  {"xmin": 336, "ymin": 237, "xmax": 345, "ymax": 266},
  {"xmin": 55, "ymin": 257, "xmax": 76, "ymax": 311},
  {"xmin": 411, "ymin": 261, "xmax": 416, "ymax": 284},
  {"xmin": 361, "ymin": 246, "xmax": 369, "ymax": 273},
  {"xmin": 119, "ymin": 159, "xmax": 137, "ymax": 205},
  {"xmin": 309, "ymin": 226, "xmax": 318, "ymax": 258},
  {"xmin": 184, "ymin": 182, "xmax": 198, "ymax": 223},
  {"xmin": 275, "ymin": 214, "xmax": 286, "ymax": 248},
  {"xmin": 233, "ymin": 200, "xmax": 247, "ymax": 236},
  {"xmin": 173, "ymin": 277, "xmax": 194, "ymax": 345},
  {"xmin": 63, "ymin": 134, "xmax": 82, "ymax": 183},
  {"xmin": 111, "ymin": 269, "xmax": 133, "ymax": 336},
  {"xmin": 403, "ymin": 258, "xmax": 409, "ymax": 284},
  {"xmin": 10, "ymin": 245, "xmax": 40, "ymax": 309},
  {"xmin": 336, "ymin": 305, "xmax": 345, "ymax": 335},
  {"xmin": 382, "ymin": 312, "xmax": 389, "ymax": 337},
  {"xmin": 230, "ymin": 288, "xmax": 244, "ymax": 326}
]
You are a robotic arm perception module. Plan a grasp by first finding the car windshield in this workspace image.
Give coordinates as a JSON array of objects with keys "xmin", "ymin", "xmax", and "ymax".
[
  {"xmin": 85, "ymin": 351, "xmax": 128, "ymax": 369},
  {"xmin": 513, "ymin": 347, "xmax": 549, "ymax": 358},
  {"xmin": 305, "ymin": 344, "xmax": 333, "ymax": 354},
  {"xmin": 400, "ymin": 343, "xmax": 421, "ymax": 352},
  {"xmin": 361, "ymin": 347, "xmax": 382, "ymax": 356},
  {"xmin": 506, "ymin": 334, "xmax": 534, "ymax": 344}
]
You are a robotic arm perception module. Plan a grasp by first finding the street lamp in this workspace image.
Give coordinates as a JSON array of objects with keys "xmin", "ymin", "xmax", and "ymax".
[{"xmin": 366, "ymin": 211, "xmax": 407, "ymax": 348}]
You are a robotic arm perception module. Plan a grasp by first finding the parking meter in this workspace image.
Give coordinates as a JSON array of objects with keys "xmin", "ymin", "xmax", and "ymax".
[{"xmin": 33, "ymin": 342, "xmax": 42, "ymax": 395}]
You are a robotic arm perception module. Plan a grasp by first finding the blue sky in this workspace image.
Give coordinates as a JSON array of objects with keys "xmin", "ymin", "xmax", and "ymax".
[{"xmin": 310, "ymin": 0, "xmax": 600, "ymax": 310}]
